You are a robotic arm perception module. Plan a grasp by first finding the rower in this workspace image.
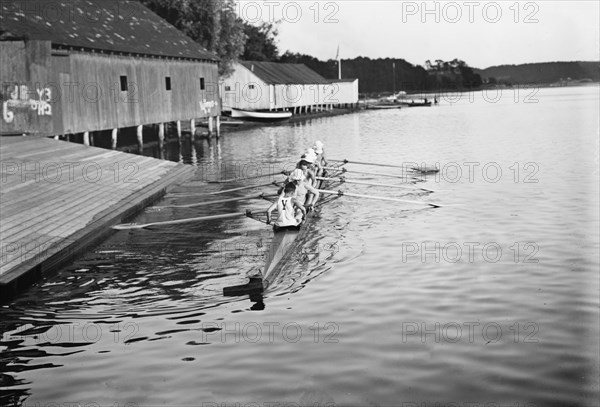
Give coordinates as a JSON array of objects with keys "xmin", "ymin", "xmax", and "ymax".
[
  {"xmin": 303, "ymin": 148, "xmax": 322, "ymax": 175},
  {"xmin": 266, "ymin": 182, "xmax": 306, "ymax": 227},
  {"xmin": 298, "ymin": 151, "xmax": 319, "ymax": 187},
  {"xmin": 288, "ymin": 168, "xmax": 320, "ymax": 212},
  {"xmin": 313, "ymin": 140, "xmax": 328, "ymax": 168}
]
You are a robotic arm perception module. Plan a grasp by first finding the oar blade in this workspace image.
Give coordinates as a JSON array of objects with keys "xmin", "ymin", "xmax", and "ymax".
[{"xmin": 112, "ymin": 223, "xmax": 145, "ymax": 230}]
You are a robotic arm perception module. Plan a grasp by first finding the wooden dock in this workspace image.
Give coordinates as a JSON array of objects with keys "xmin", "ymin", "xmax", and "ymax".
[{"xmin": 0, "ymin": 137, "xmax": 194, "ymax": 296}]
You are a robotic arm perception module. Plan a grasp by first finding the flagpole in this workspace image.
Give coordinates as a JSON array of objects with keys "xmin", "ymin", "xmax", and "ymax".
[
  {"xmin": 393, "ymin": 62, "xmax": 396, "ymax": 94},
  {"xmin": 337, "ymin": 45, "xmax": 341, "ymax": 79}
]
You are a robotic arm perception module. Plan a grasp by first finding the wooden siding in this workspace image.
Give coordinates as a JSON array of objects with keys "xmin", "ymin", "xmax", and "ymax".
[
  {"xmin": 1, "ymin": 40, "xmax": 220, "ymax": 135},
  {"xmin": 0, "ymin": 41, "xmax": 54, "ymax": 135},
  {"xmin": 330, "ymin": 80, "xmax": 359, "ymax": 104},
  {"xmin": 273, "ymin": 83, "xmax": 333, "ymax": 108},
  {"xmin": 0, "ymin": 136, "xmax": 194, "ymax": 286},
  {"xmin": 56, "ymin": 53, "xmax": 220, "ymax": 134},
  {"xmin": 221, "ymin": 64, "xmax": 271, "ymax": 111}
]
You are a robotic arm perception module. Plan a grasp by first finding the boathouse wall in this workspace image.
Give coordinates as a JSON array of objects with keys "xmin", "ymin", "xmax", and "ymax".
[
  {"xmin": 0, "ymin": 41, "xmax": 54, "ymax": 135},
  {"xmin": 220, "ymin": 64, "xmax": 271, "ymax": 111},
  {"xmin": 331, "ymin": 79, "xmax": 360, "ymax": 105},
  {"xmin": 54, "ymin": 52, "xmax": 219, "ymax": 134},
  {"xmin": 272, "ymin": 83, "xmax": 333, "ymax": 109},
  {"xmin": 1, "ymin": 40, "xmax": 220, "ymax": 135}
]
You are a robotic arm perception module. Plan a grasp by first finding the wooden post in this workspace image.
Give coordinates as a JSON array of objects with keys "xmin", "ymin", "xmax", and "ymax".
[
  {"xmin": 208, "ymin": 116, "xmax": 214, "ymax": 137},
  {"xmin": 190, "ymin": 118, "xmax": 196, "ymax": 142},
  {"xmin": 111, "ymin": 128, "xmax": 118, "ymax": 150},
  {"xmin": 137, "ymin": 125, "xmax": 143, "ymax": 153},
  {"xmin": 83, "ymin": 131, "xmax": 90, "ymax": 146},
  {"xmin": 176, "ymin": 120, "xmax": 182, "ymax": 140},
  {"xmin": 158, "ymin": 123, "xmax": 165, "ymax": 159},
  {"xmin": 158, "ymin": 123, "xmax": 165, "ymax": 148},
  {"xmin": 215, "ymin": 115, "xmax": 221, "ymax": 138}
]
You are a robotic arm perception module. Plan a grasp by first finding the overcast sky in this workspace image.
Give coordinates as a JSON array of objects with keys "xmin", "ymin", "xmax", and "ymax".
[{"xmin": 235, "ymin": 0, "xmax": 600, "ymax": 68}]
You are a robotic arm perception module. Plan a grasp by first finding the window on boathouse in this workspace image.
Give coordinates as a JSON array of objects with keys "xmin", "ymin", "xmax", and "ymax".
[
  {"xmin": 120, "ymin": 75, "xmax": 128, "ymax": 91},
  {"xmin": 165, "ymin": 76, "xmax": 171, "ymax": 91},
  {"xmin": 199, "ymin": 77, "xmax": 205, "ymax": 90}
]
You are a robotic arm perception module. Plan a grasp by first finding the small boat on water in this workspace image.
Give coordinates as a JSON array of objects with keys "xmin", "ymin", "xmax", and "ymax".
[
  {"xmin": 367, "ymin": 103, "xmax": 402, "ymax": 110},
  {"xmin": 404, "ymin": 100, "xmax": 432, "ymax": 107},
  {"xmin": 399, "ymin": 98, "xmax": 432, "ymax": 107},
  {"xmin": 230, "ymin": 108, "xmax": 292, "ymax": 122}
]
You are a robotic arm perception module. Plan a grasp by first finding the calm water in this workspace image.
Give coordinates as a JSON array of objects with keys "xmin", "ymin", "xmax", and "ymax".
[{"xmin": 1, "ymin": 86, "xmax": 598, "ymax": 406}]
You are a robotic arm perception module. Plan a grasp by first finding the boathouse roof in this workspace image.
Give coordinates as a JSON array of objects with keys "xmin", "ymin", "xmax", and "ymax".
[
  {"xmin": 331, "ymin": 78, "xmax": 358, "ymax": 82},
  {"xmin": 240, "ymin": 61, "xmax": 330, "ymax": 85},
  {"xmin": 0, "ymin": 0, "xmax": 218, "ymax": 61}
]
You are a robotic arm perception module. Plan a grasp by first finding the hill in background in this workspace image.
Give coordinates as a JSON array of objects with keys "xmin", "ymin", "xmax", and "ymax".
[{"xmin": 474, "ymin": 61, "xmax": 599, "ymax": 85}]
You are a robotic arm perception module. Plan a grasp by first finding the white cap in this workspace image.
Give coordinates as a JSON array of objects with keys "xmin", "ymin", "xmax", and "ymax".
[
  {"xmin": 301, "ymin": 152, "xmax": 316, "ymax": 164},
  {"xmin": 290, "ymin": 169, "xmax": 305, "ymax": 181},
  {"xmin": 313, "ymin": 141, "xmax": 324, "ymax": 154}
]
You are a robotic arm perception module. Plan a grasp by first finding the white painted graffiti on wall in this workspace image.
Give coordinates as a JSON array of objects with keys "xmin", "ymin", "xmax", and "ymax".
[
  {"xmin": 2, "ymin": 85, "xmax": 53, "ymax": 123},
  {"xmin": 199, "ymin": 100, "xmax": 217, "ymax": 115}
]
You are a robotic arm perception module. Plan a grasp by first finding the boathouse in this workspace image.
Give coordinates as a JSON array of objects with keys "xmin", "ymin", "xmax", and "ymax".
[
  {"xmin": 0, "ymin": 0, "xmax": 220, "ymax": 144},
  {"xmin": 221, "ymin": 61, "xmax": 357, "ymax": 114},
  {"xmin": 330, "ymin": 78, "xmax": 360, "ymax": 108}
]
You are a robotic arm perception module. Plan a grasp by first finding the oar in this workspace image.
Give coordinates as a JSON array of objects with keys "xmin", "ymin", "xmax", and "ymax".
[
  {"xmin": 170, "ymin": 181, "xmax": 281, "ymax": 197},
  {"xmin": 323, "ymin": 166, "xmax": 420, "ymax": 181},
  {"xmin": 317, "ymin": 177, "xmax": 437, "ymax": 193},
  {"xmin": 112, "ymin": 210, "xmax": 266, "ymax": 230},
  {"xmin": 330, "ymin": 159, "xmax": 439, "ymax": 173},
  {"xmin": 153, "ymin": 193, "xmax": 267, "ymax": 209},
  {"xmin": 317, "ymin": 189, "xmax": 442, "ymax": 208},
  {"xmin": 210, "ymin": 170, "xmax": 287, "ymax": 184}
]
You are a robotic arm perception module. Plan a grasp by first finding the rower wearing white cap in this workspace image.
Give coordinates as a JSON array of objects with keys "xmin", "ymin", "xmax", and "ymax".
[
  {"xmin": 313, "ymin": 141, "xmax": 328, "ymax": 168},
  {"xmin": 288, "ymin": 168, "xmax": 320, "ymax": 212},
  {"xmin": 297, "ymin": 152, "xmax": 319, "ymax": 188}
]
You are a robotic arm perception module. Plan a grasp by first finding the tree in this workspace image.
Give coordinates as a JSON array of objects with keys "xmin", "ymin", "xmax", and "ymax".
[
  {"xmin": 424, "ymin": 58, "xmax": 482, "ymax": 89},
  {"xmin": 242, "ymin": 21, "xmax": 279, "ymax": 61},
  {"xmin": 139, "ymin": 0, "xmax": 246, "ymax": 77}
]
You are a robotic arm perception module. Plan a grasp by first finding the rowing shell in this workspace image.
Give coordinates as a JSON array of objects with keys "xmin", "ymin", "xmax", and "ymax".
[{"xmin": 261, "ymin": 166, "xmax": 343, "ymax": 290}]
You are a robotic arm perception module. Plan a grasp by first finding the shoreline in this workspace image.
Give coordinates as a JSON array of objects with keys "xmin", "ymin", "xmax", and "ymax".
[{"xmin": 209, "ymin": 107, "xmax": 361, "ymax": 134}]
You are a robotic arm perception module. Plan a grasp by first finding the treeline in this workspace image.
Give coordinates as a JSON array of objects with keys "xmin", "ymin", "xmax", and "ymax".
[
  {"xmin": 280, "ymin": 53, "xmax": 482, "ymax": 94},
  {"xmin": 475, "ymin": 62, "xmax": 600, "ymax": 85}
]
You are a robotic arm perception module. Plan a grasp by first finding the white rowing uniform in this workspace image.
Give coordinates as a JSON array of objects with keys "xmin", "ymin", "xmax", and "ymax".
[
  {"xmin": 275, "ymin": 195, "xmax": 298, "ymax": 227},
  {"xmin": 293, "ymin": 180, "xmax": 308, "ymax": 204}
]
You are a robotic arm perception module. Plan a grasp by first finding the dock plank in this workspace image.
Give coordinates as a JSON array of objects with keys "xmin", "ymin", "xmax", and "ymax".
[{"xmin": 0, "ymin": 137, "xmax": 194, "ymax": 287}]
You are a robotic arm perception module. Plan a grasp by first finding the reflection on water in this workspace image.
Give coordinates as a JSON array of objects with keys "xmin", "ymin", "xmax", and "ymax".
[{"xmin": 1, "ymin": 87, "xmax": 598, "ymax": 406}]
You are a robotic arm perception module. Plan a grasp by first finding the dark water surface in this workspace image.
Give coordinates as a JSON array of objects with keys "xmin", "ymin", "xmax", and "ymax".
[{"xmin": 1, "ymin": 86, "xmax": 598, "ymax": 406}]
